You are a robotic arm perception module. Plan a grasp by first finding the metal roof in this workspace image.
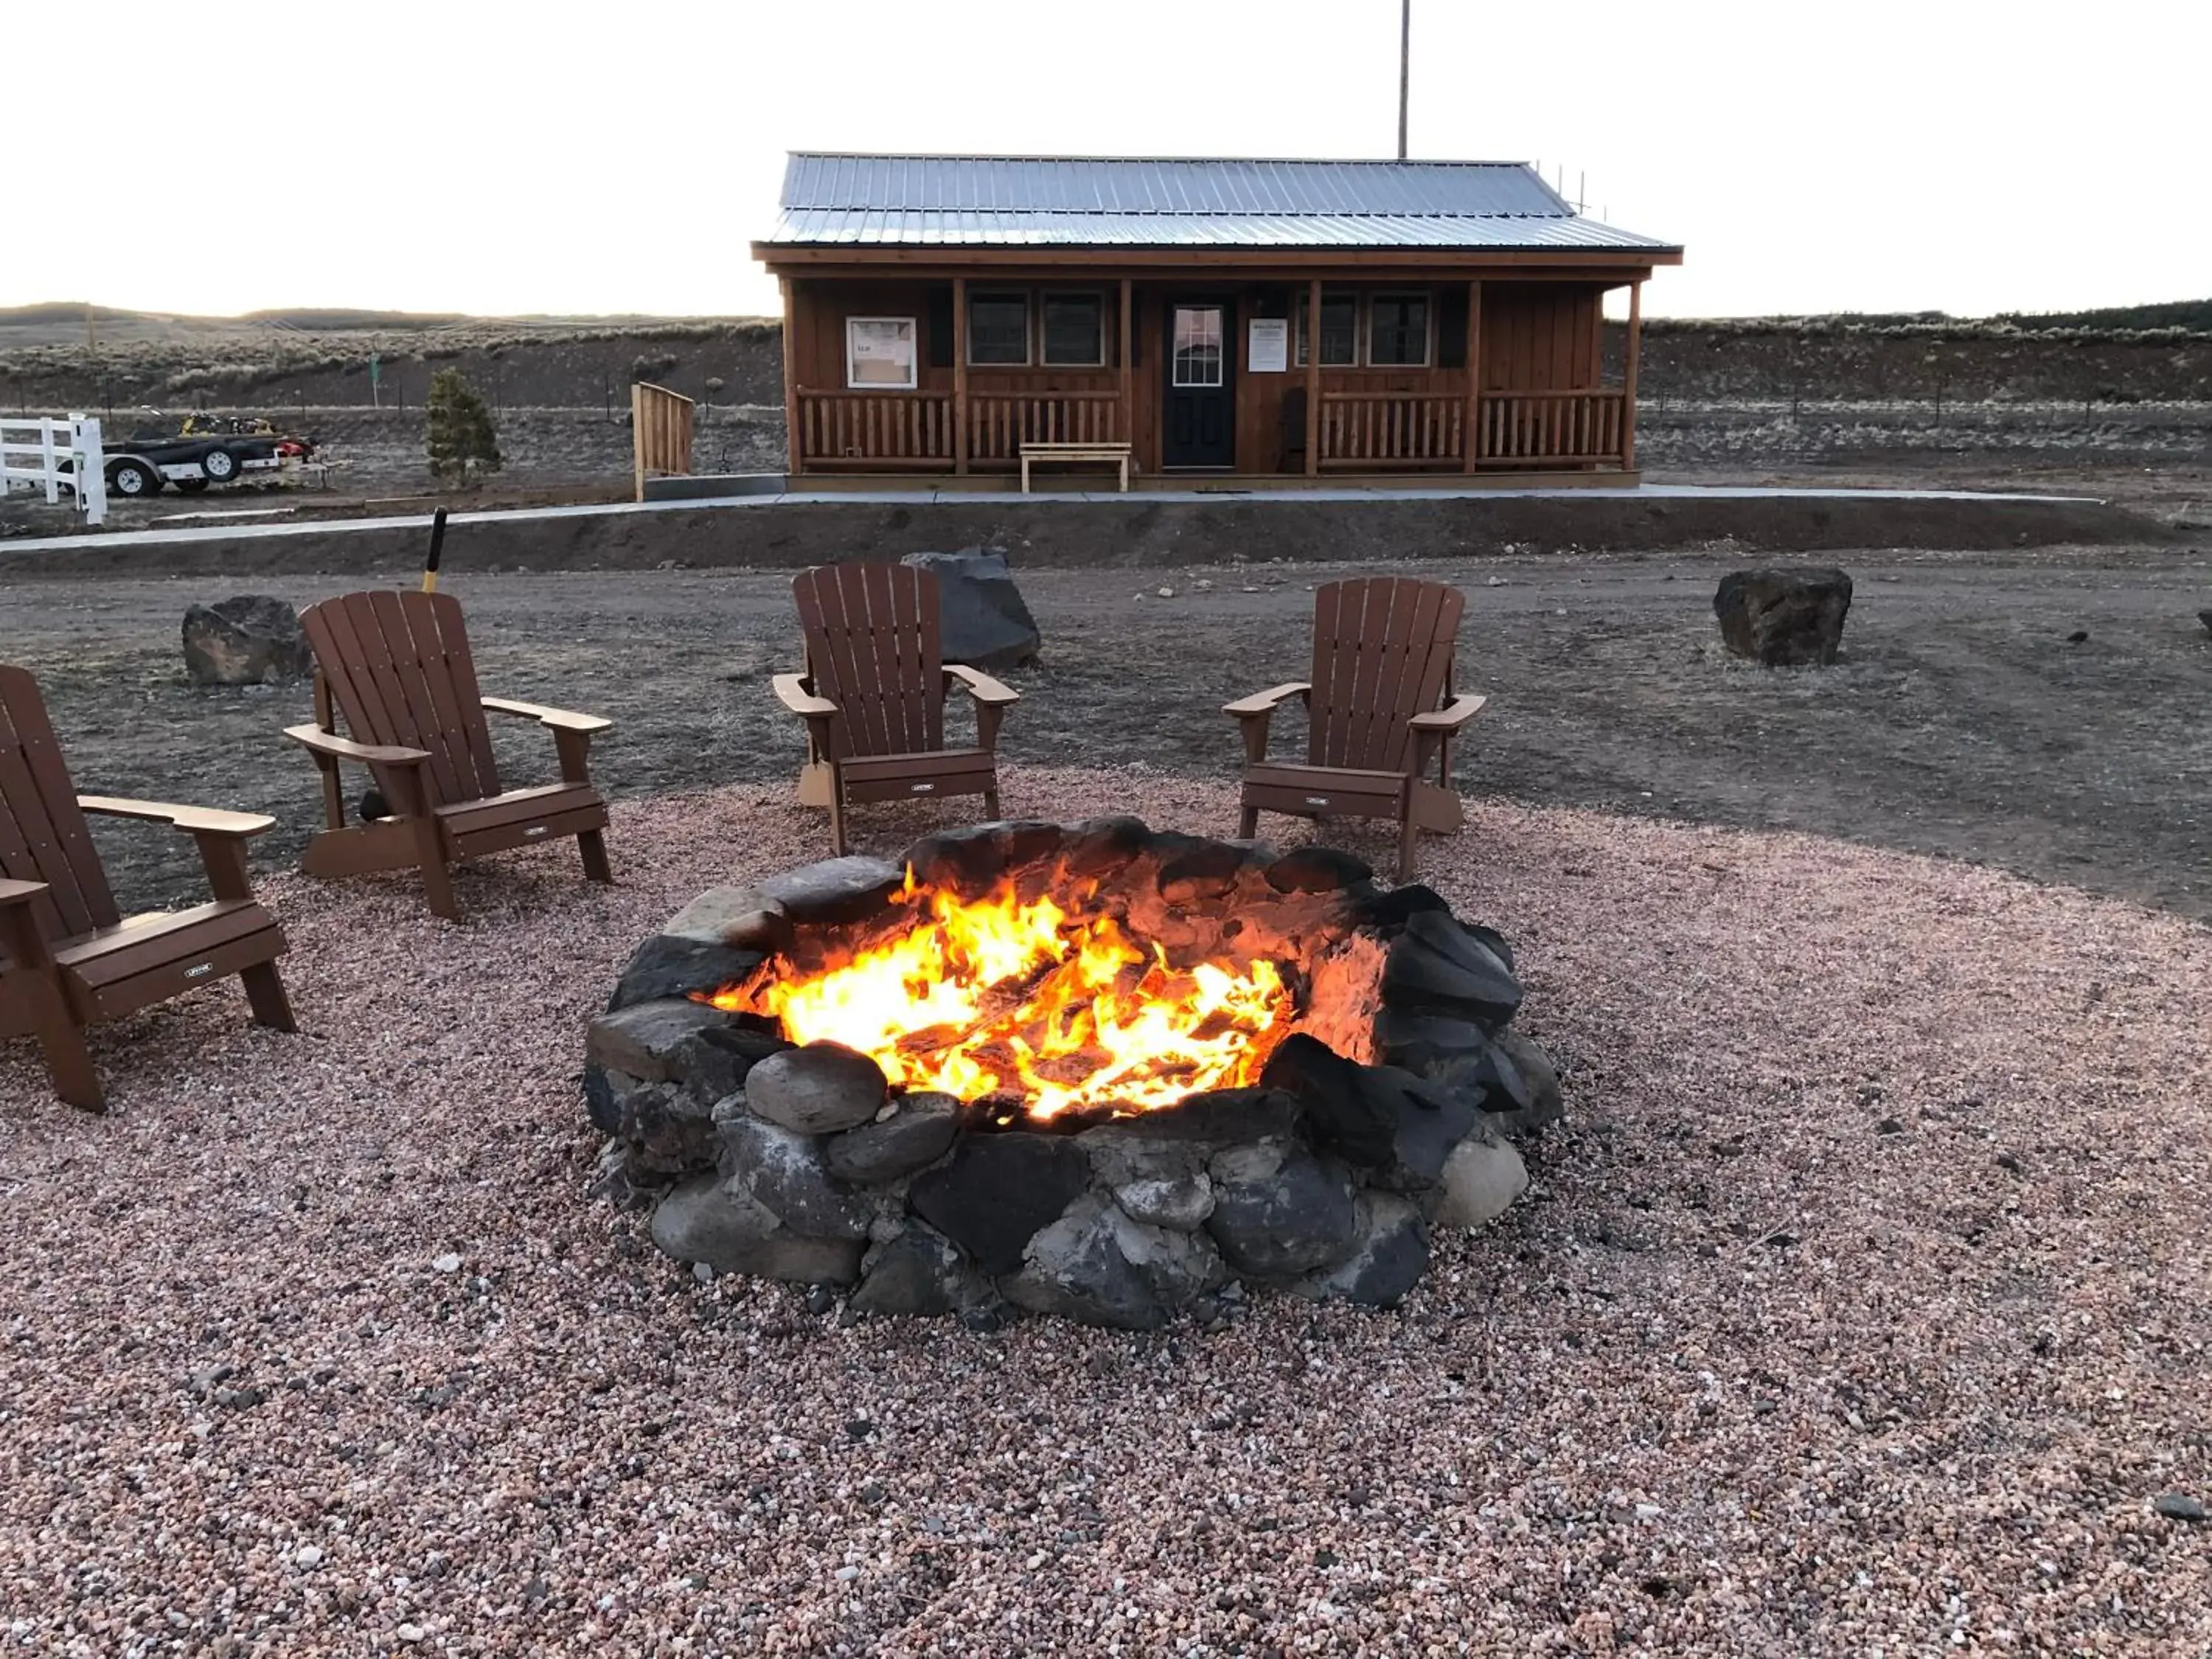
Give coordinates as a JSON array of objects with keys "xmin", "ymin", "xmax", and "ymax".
[{"xmin": 765, "ymin": 154, "xmax": 1678, "ymax": 254}]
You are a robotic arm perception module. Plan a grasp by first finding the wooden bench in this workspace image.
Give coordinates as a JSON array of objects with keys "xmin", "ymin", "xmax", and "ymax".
[{"xmin": 1018, "ymin": 441, "xmax": 1131, "ymax": 493}]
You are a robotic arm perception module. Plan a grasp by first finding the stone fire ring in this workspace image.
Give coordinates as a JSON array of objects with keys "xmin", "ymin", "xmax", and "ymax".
[{"xmin": 583, "ymin": 818, "xmax": 1562, "ymax": 1330}]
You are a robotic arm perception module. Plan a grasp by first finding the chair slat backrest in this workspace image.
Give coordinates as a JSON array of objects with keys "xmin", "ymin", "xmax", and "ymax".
[
  {"xmin": 792, "ymin": 563, "xmax": 946, "ymax": 760},
  {"xmin": 299, "ymin": 591, "xmax": 501, "ymax": 809},
  {"xmin": 1306, "ymin": 577, "xmax": 1464, "ymax": 774},
  {"xmin": 0, "ymin": 665, "xmax": 120, "ymax": 942}
]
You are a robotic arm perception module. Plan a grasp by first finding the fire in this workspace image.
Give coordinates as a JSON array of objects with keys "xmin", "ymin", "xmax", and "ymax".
[{"xmin": 706, "ymin": 873, "xmax": 1303, "ymax": 1119}]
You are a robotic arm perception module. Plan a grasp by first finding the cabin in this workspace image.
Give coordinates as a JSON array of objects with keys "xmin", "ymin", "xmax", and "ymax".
[{"xmin": 751, "ymin": 153, "xmax": 1680, "ymax": 490}]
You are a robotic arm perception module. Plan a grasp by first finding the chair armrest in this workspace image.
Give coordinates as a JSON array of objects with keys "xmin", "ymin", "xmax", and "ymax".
[
  {"xmin": 1224, "ymin": 682, "xmax": 1311, "ymax": 720},
  {"xmin": 284, "ymin": 724, "xmax": 432, "ymax": 767},
  {"xmin": 0, "ymin": 877, "xmax": 47, "ymax": 909},
  {"xmin": 1408, "ymin": 694, "xmax": 1487, "ymax": 734},
  {"xmin": 773, "ymin": 674, "xmax": 839, "ymax": 722},
  {"xmin": 944, "ymin": 664, "xmax": 1020, "ymax": 706},
  {"xmin": 77, "ymin": 795, "xmax": 276, "ymax": 838},
  {"xmin": 481, "ymin": 695, "xmax": 612, "ymax": 734}
]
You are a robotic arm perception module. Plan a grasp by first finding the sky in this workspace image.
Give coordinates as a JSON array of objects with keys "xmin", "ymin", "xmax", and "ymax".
[{"xmin": 10, "ymin": 0, "xmax": 2207, "ymax": 321}]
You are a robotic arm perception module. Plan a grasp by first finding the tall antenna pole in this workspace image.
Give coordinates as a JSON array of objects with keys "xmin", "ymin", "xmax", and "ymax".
[{"xmin": 1397, "ymin": 0, "xmax": 1410, "ymax": 159}]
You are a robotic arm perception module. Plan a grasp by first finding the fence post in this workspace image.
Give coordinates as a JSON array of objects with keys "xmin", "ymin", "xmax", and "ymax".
[
  {"xmin": 72, "ymin": 417, "xmax": 106, "ymax": 526},
  {"xmin": 38, "ymin": 419, "xmax": 58, "ymax": 505}
]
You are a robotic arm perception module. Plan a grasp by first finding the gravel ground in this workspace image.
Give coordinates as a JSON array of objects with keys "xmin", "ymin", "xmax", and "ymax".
[{"xmin": 3, "ymin": 767, "xmax": 2208, "ymax": 1656}]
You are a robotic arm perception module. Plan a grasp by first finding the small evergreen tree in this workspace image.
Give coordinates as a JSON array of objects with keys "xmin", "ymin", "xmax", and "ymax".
[{"xmin": 425, "ymin": 367, "xmax": 502, "ymax": 484}]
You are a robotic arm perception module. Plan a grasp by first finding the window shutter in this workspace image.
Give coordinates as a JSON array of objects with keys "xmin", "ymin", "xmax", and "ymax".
[
  {"xmin": 925, "ymin": 285, "xmax": 953, "ymax": 369},
  {"xmin": 1438, "ymin": 288, "xmax": 1470, "ymax": 369}
]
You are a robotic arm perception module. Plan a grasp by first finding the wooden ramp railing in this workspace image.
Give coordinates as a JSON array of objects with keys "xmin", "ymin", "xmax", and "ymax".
[
  {"xmin": 795, "ymin": 390, "xmax": 956, "ymax": 467},
  {"xmin": 1475, "ymin": 390, "xmax": 1627, "ymax": 467},
  {"xmin": 631, "ymin": 382, "xmax": 695, "ymax": 498},
  {"xmin": 967, "ymin": 392, "xmax": 1120, "ymax": 462}
]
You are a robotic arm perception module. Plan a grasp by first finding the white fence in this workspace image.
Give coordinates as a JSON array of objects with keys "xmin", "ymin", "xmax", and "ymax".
[{"xmin": 1, "ymin": 416, "xmax": 106, "ymax": 525}]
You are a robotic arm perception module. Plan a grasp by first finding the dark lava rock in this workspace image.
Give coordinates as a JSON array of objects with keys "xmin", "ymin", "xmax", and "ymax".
[
  {"xmin": 902, "ymin": 548, "xmax": 1041, "ymax": 672},
  {"xmin": 648, "ymin": 1174, "xmax": 863, "ymax": 1284},
  {"xmin": 1157, "ymin": 838, "xmax": 1253, "ymax": 905},
  {"xmin": 2152, "ymin": 1492, "xmax": 2207, "ymax": 1523},
  {"xmin": 609, "ymin": 935, "xmax": 765, "ymax": 1011},
  {"xmin": 848, "ymin": 1222, "xmax": 991, "ymax": 1319},
  {"xmin": 1261, "ymin": 1037, "xmax": 1477, "ymax": 1186},
  {"xmin": 670, "ymin": 1023, "xmax": 789, "ymax": 1109},
  {"xmin": 182, "ymin": 595, "xmax": 312, "ymax": 686},
  {"xmin": 1427, "ymin": 1034, "xmax": 1563, "ymax": 1135},
  {"xmin": 1058, "ymin": 815, "xmax": 1155, "ymax": 881},
  {"xmin": 1382, "ymin": 909, "xmax": 1523, "ymax": 1030},
  {"xmin": 1206, "ymin": 1146, "xmax": 1357, "ymax": 1278},
  {"xmin": 744, "ymin": 1043, "xmax": 887, "ymax": 1134},
  {"xmin": 1005, "ymin": 1193, "xmax": 1225, "ymax": 1331},
  {"xmin": 1264, "ymin": 846, "xmax": 1374, "ymax": 895},
  {"xmin": 605, "ymin": 1077, "xmax": 720, "ymax": 1176},
  {"xmin": 903, "ymin": 820, "xmax": 1064, "ymax": 895},
  {"xmin": 1373, "ymin": 1008, "xmax": 1492, "ymax": 1074},
  {"xmin": 909, "ymin": 1133, "xmax": 1091, "ymax": 1275},
  {"xmin": 718, "ymin": 1110, "xmax": 872, "ymax": 1240},
  {"xmin": 2199, "ymin": 609, "xmax": 2212, "ymax": 638},
  {"xmin": 585, "ymin": 998, "xmax": 731, "ymax": 1085},
  {"xmin": 754, "ymin": 856, "xmax": 905, "ymax": 926},
  {"xmin": 1714, "ymin": 567, "xmax": 1854, "ymax": 667},
  {"xmin": 1353, "ymin": 882, "xmax": 1453, "ymax": 932},
  {"xmin": 824, "ymin": 1093, "xmax": 962, "ymax": 1183},
  {"xmin": 1301, "ymin": 1192, "xmax": 1430, "ymax": 1307},
  {"xmin": 582, "ymin": 1064, "xmax": 625, "ymax": 1134},
  {"xmin": 1086, "ymin": 1088, "xmax": 1304, "ymax": 1154}
]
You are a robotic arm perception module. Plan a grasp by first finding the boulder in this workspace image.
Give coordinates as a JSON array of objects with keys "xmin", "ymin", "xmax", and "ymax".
[
  {"xmin": 824, "ymin": 1093, "xmax": 962, "ymax": 1183},
  {"xmin": 182, "ymin": 596, "xmax": 312, "ymax": 686},
  {"xmin": 1381, "ymin": 909, "xmax": 1524, "ymax": 1031},
  {"xmin": 1433, "ymin": 1124, "xmax": 1528, "ymax": 1228},
  {"xmin": 2199, "ymin": 609, "xmax": 2211, "ymax": 639},
  {"xmin": 609, "ymin": 935, "xmax": 766, "ymax": 1010},
  {"xmin": 1264, "ymin": 846, "xmax": 1374, "ymax": 895},
  {"xmin": 1206, "ymin": 1144, "xmax": 1357, "ymax": 1279},
  {"xmin": 909, "ymin": 1132, "xmax": 1091, "ymax": 1275},
  {"xmin": 848, "ymin": 1222, "xmax": 992, "ymax": 1319},
  {"xmin": 1486, "ymin": 1032, "xmax": 1565, "ymax": 1134},
  {"xmin": 744, "ymin": 1043, "xmax": 887, "ymax": 1134},
  {"xmin": 1004, "ymin": 1193, "xmax": 1225, "ymax": 1330},
  {"xmin": 1300, "ymin": 1192, "xmax": 1430, "ymax": 1308},
  {"xmin": 754, "ymin": 856, "xmax": 905, "ymax": 927},
  {"xmin": 902, "ymin": 821, "xmax": 1065, "ymax": 897},
  {"xmin": 717, "ymin": 1110, "xmax": 872, "ymax": 1240},
  {"xmin": 1111, "ymin": 1172, "xmax": 1214, "ymax": 1231},
  {"xmin": 585, "ymin": 998, "xmax": 732, "ymax": 1085},
  {"xmin": 648, "ymin": 1173, "xmax": 863, "ymax": 1284},
  {"xmin": 902, "ymin": 549, "xmax": 1041, "ymax": 672},
  {"xmin": 1714, "ymin": 567, "xmax": 1854, "ymax": 667}
]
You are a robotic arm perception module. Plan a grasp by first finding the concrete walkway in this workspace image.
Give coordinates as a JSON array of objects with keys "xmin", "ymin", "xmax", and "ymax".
[{"xmin": 0, "ymin": 480, "xmax": 2105, "ymax": 557}]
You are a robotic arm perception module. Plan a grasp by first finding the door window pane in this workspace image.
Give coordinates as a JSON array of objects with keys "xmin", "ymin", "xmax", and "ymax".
[
  {"xmin": 1293, "ymin": 292, "xmax": 1360, "ymax": 366},
  {"xmin": 1172, "ymin": 307, "xmax": 1223, "ymax": 388},
  {"xmin": 967, "ymin": 293, "xmax": 1030, "ymax": 365},
  {"xmin": 1368, "ymin": 293, "xmax": 1432, "ymax": 366},
  {"xmin": 1041, "ymin": 294, "xmax": 1105, "ymax": 366}
]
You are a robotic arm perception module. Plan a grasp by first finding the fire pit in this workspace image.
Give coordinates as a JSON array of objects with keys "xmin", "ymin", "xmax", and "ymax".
[{"xmin": 585, "ymin": 818, "xmax": 1559, "ymax": 1329}]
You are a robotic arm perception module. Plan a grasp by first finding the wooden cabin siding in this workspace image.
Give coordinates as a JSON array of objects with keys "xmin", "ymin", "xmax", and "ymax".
[{"xmin": 1481, "ymin": 283, "xmax": 1603, "ymax": 392}]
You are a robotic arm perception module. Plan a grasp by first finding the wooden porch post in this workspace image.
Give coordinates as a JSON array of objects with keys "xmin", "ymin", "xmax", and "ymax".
[
  {"xmin": 1462, "ymin": 278, "xmax": 1483, "ymax": 473},
  {"xmin": 953, "ymin": 276, "xmax": 970, "ymax": 476},
  {"xmin": 1304, "ymin": 278, "xmax": 1321, "ymax": 477},
  {"xmin": 1118, "ymin": 277, "xmax": 1133, "ymax": 459},
  {"xmin": 1623, "ymin": 278, "xmax": 1643, "ymax": 473},
  {"xmin": 779, "ymin": 276, "xmax": 801, "ymax": 479}
]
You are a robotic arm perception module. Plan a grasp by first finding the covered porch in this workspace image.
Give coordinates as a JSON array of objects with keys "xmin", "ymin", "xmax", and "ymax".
[{"xmin": 779, "ymin": 269, "xmax": 1650, "ymax": 484}]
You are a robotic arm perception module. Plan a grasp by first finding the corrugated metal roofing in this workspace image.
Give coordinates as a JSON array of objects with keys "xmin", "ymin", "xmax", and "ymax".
[{"xmin": 764, "ymin": 153, "xmax": 1677, "ymax": 253}]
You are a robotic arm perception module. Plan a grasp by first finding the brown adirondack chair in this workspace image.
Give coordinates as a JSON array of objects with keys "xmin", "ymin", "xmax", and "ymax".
[
  {"xmin": 1, "ymin": 664, "xmax": 295, "ymax": 1111},
  {"xmin": 773, "ymin": 561, "xmax": 1019, "ymax": 854},
  {"xmin": 285, "ymin": 589, "xmax": 613, "ymax": 920},
  {"xmin": 1225, "ymin": 576, "xmax": 1486, "ymax": 877}
]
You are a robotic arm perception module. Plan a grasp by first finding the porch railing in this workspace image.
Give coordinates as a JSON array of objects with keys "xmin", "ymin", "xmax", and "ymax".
[
  {"xmin": 1475, "ymin": 390, "xmax": 1627, "ymax": 467},
  {"xmin": 795, "ymin": 390, "xmax": 956, "ymax": 467},
  {"xmin": 967, "ymin": 392, "xmax": 1121, "ymax": 462},
  {"xmin": 1317, "ymin": 393, "xmax": 1465, "ymax": 468},
  {"xmin": 1315, "ymin": 388, "xmax": 1630, "ymax": 470}
]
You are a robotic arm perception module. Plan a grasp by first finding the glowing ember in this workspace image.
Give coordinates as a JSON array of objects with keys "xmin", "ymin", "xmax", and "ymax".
[{"xmin": 706, "ymin": 873, "xmax": 1312, "ymax": 1119}]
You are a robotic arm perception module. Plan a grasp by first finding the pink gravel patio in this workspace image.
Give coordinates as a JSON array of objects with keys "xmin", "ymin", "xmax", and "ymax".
[{"xmin": 2, "ymin": 765, "xmax": 2207, "ymax": 1655}]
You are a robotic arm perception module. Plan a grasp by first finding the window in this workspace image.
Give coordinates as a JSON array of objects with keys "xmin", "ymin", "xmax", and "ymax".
[
  {"xmin": 967, "ymin": 292, "xmax": 1030, "ymax": 365},
  {"xmin": 1368, "ymin": 291, "xmax": 1432, "ymax": 366},
  {"xmin": 1293, "ymin": 291, "xmax": 1360, "ymax": 366},
  {"xmin": 1171, "ymin": 306, "xmax": 1224, "ymax": 387},
  {"xmin": 844, "ymin": 316, "xmax": 916, "ymax": 390},
  {"xmin": 1041, "ymin": 293, "xmax": 1105, "ymax": 366}
]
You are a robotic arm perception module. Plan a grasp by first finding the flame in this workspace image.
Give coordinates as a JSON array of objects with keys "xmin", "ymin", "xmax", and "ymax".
[{"xmin": 706, "ymin": 872, "xmax": 1307, "ymax": 1120}]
